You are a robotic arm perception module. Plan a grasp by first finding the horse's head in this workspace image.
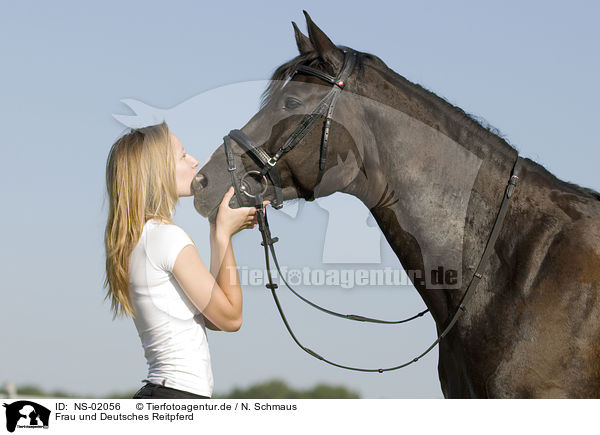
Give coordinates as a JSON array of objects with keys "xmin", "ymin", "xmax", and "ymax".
[{"xmin": 193, "ymin": 12, "xmax": 371, "ymax": 221}]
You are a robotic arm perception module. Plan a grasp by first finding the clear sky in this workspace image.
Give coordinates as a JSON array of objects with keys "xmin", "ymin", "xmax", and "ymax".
[{"xmin": 1, "ymin": 0, "xmax": 598, "ymax": 398}]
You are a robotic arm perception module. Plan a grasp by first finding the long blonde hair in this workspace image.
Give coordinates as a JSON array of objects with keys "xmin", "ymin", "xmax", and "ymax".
[{"xmin": 104, "ymin": 122, "xmax": 178, "ymax": 318}]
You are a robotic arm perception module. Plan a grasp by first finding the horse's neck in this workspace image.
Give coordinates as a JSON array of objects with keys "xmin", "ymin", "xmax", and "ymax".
[{"xmin": 343, "ymin": 69, "xmax": 518, "ymax": 324}]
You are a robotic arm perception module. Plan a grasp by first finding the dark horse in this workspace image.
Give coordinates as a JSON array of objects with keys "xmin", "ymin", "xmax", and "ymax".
[{"xmin": 192, "ymin": 12, "xmax": 600, "ymax": 398}]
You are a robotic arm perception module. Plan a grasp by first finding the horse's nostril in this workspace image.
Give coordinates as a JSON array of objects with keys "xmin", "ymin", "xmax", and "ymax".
[{"xmin": 195, "ymin": 173, "xmax": 208, "ymax": 188}]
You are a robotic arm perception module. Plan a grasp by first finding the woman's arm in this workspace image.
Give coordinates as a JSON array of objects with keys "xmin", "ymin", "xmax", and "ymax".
[
  {"xmin": 172, "ymin": 237, "xmax": 242, "ymax": 332},
  {"xmin": 172, "ymin": 187, "xmax": 259, "ymax": 332},
  {"xmin": 203, "ymin": 316, "xmax": 221, "ymax": 331},
  {"xmin": 202, "ymin": 222, "xmax": 238, "ymax": 331},
  {"xmin": 207, "ymin": 222, "xmax": 242, "ymax": 330}
]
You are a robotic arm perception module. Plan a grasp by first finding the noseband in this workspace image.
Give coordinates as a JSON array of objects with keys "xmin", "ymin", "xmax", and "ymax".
[{"xmin": 222, "ymin": 49, "xmax": 523, "ymax": 373}]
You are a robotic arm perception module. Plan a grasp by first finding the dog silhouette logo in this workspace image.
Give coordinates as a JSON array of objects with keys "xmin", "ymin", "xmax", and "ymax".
[{"xmin": 3, "ymin": 401, "xmax": 50, "ymax": 432}]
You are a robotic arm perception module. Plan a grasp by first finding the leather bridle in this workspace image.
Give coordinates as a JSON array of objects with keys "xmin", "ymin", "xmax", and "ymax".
[
  {"xmin": 222, "ymin": 49, "xmax": 523, "ymax": 372},
  {"xmin": 224, "ymin": 50, "xmax": 357, "ymax": 209}
]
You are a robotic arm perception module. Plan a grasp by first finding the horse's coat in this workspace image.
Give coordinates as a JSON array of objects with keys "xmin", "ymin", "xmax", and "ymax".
[{"xmin": 192, "ymin": 12, "xmax": 600, "ymax": 398}]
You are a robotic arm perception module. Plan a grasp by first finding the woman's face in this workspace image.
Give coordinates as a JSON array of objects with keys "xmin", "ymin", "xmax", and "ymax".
[{"xmin": 172, "ymin": 133, "xmax": 199, "ymax": 197}]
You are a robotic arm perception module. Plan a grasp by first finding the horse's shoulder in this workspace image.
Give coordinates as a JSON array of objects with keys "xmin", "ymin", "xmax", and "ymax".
[{"xmin": 543, "ymin": 220, "xmax": 600, "ymax": 287}]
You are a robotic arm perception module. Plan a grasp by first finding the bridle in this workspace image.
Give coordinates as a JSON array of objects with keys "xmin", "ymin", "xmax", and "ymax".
[
  {"xmin": 224, "ymin": 50, "xmax": 357, "ymax": 209},
  {"xmin": 223, "ymin": 49, "xmax": 523, "ymax": 372}
]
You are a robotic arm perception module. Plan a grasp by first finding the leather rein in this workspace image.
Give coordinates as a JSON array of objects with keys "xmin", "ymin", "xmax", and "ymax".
[{"xmin": 223, "ymin": 50, "xmax": 523, "ymax": 372}]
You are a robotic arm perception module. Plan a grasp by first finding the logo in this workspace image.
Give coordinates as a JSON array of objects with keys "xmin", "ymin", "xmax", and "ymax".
[
  {"xmin": 112, "ymin": 93, "xmax": 384, "ymax": 264},
  {"xmin": 113, "ymin": 80, "xmax": 481, "ymax": 289},
  {"xmin": 3, "ymin": 401, "xmax": 50, "ymax": 433}
]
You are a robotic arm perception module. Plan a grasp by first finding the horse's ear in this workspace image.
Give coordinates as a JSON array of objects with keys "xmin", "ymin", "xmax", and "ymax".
[
  {"xmin": 303, "ymin": 10, "xmax": 343, "ymax": 69},
  {"xmin": 292, "ymin": 21, "xmax": 313, "ymax": 55}
]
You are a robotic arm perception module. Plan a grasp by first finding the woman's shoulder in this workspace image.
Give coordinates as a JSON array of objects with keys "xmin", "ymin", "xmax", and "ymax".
[
  {"xmin": 146, "ymin": 217, "xmax": 172, "ymax": 226},
  {"xmin": 145, "ymin": 217, "xmax": 179, "ymax": 231},
  {"xmin": 141, "ymin": 218, "xmax": 195, "ymax": 272},
  {"xmin": 144, "ymin": 218, "xmax": 194, "ymax": 244}
]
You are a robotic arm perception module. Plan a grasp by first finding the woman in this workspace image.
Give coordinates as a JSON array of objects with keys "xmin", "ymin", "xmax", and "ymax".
[{"xmin": 104, "ymin": 122, "xmax": 265, "ymax": 399}]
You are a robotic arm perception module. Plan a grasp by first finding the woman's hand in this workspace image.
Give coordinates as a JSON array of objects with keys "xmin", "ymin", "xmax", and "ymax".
[{"xmin": 214, "ymin": 186, "xmax": 269, "ymax": 239}]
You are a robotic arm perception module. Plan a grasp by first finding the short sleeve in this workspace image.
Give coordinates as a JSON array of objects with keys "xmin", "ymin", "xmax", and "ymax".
[{"xmin": 145, "ymin": 223, "xmax": 195, "ymax": 273}]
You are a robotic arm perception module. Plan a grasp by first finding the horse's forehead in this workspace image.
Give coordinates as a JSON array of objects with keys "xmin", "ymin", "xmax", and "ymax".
[{"xmin": 280, "ymin": 79, "xmax": 333, "ymax": 96}]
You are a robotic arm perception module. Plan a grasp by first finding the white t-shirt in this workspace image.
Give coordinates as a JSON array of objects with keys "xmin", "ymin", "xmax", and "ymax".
[{"xmin": 129, "ymin": 218, "xmax": 214, "ymax": 397}]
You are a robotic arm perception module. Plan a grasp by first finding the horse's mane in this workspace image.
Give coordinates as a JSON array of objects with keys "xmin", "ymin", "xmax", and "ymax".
[
  {"xmin": 260, "ymin": 48, "xmax": 512, "ymax": 146},
  {"xmin": 361, "ymin": 52, "xmax": 600, "ymax": 201},
  {"xmin": 262, "ymin": 47, "xmax": 600, "ymax": 201}
]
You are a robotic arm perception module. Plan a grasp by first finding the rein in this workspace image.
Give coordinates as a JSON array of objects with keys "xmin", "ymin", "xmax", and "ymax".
[{"xmin": 254, "ymin": 155, "xmax": 520, "ymax": 372}]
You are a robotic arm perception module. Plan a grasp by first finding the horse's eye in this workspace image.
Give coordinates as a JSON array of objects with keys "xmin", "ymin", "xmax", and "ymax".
[{"xmin": 284, "ymin": 97, "xmax": 301, "ymax": 110}]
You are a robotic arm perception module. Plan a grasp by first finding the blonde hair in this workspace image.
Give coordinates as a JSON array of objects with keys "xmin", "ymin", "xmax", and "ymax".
[{"xmin": 104, "ymin": 122, "xmax": 178, "ymax": 318}]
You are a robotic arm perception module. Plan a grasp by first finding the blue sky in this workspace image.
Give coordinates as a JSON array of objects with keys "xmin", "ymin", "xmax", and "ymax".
[{"xmin": 1, "ymin": 0, "xmax": 598, "ymax": 398}]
